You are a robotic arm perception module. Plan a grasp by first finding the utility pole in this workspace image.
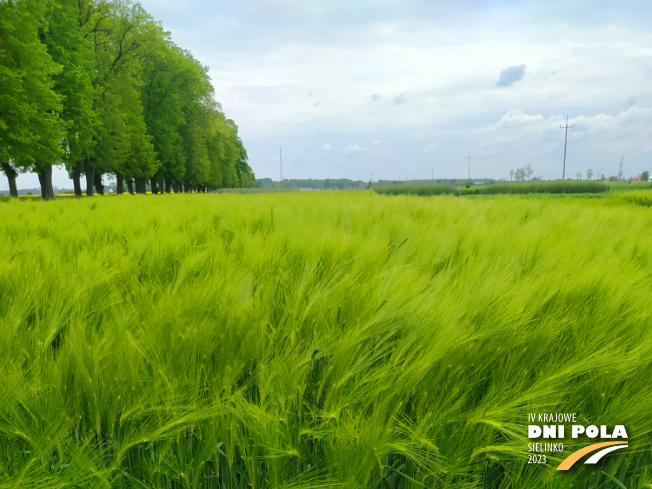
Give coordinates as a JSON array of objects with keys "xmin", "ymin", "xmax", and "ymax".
[
  {"xmin": 466, "ymin": 153, "xmax": 473, "ymax": 180},
  {"xmin": 279, "ymin": 147, "xmax": 283, "ymax": 187},
  {"xmin": 560, "ymin": 116, "xmax": 574, "ymax": 180}
]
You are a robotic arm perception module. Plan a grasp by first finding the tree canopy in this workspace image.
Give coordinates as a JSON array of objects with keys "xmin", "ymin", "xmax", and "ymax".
[{"xmin": 0, "ymin": 0, "xmax": 254, "ymax": 198}]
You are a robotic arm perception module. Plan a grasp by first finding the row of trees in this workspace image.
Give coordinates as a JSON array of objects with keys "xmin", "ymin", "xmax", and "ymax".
[
  {"xmin": 0, "ymin": 0, "xmax": 255, "ymax": 199},
  {"xmin": 507, "ymin": 166, "xmax": 648, "ymax": 182},
  {"xmin": 508, "ymin": 163, "xmax": 533, "ymax": 181}
]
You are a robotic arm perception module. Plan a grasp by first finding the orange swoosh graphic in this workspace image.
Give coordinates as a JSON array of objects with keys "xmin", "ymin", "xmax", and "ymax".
[{"xmin": 557, "ymin": 441, "xmax": 628, "ymax": 470}]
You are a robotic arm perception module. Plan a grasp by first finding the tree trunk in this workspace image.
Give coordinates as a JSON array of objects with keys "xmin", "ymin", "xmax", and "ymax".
[
  {"xmin": 135, "ymin": 176, "xmax": 147, "ymax": 194},
  {"xmin": 165, "ymin": 179, "xmax": 172, "ymax": 194},
  {"xmin": 116, "ymin": 174, "xmax": 124, "ymax": 195},
  {"xmin": 45, "ymin": 165, "xmax": 54, "ymax": 199},
  {"xmin": 94, "ymin": 172, "xmax": 104, "ymax": 195},
  {"xmin": 72, "ymin": 161, "xmax": 82, "ymax": 196},
  {"xmin": 127, "ymin": 177, "xmax": 134, "ymax": 195},
  {"xmin": 38, "ymin": 172, "xmax": 46, "ymax": 198},
  {"xmin": 37, "ymin": 165, "xmax": 54, "ymax": 199},
  {"xmin": 7, "ymin": 173, "xmax": 17, "ymax": 198},
  {"xmin": 84, "ymin": 160, "xmax": 95, "ymax": 197},
  {"xmin": 1, "ymin": 162, "xmax": 18, "ymax": 198},
  {"xmin": 150, "ymin": 177, "xmax": 158, "ymax": 194}
]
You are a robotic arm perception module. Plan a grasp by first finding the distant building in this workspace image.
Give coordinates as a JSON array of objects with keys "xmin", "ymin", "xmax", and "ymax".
[{"xmin": 631, "ymin": 175, "xmax": 642, "ymax": 182}]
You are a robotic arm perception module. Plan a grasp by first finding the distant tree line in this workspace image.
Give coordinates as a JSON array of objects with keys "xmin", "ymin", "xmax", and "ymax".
[
  {"xmin": 257, "ymin": 178, "xmax": 368, "ymax": 190},
  {"xmin": 0, "ymin": 0, "xmax": 255, "ymax": 198},
  {"xmin": 508, "ymin": 164, "xmax": 534, "ymax": 182},
  {"xmin": 376, "ymin": 178, "xmax": 498, "ymax": 186}
]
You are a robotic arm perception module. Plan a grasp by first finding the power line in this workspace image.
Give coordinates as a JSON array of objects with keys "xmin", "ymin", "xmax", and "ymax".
[{"xmin": 560, "ymin": 116, "xmax": 574, "ymax": 180}]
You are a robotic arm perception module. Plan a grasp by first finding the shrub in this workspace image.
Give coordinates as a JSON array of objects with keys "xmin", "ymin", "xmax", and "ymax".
[
  {"xmin": 373, "ymin": 183, "xmax": 459, "ymax": 196},
  {"xmin": 481, "ymin": 180, "xmax": 609, "ymax": 195}
]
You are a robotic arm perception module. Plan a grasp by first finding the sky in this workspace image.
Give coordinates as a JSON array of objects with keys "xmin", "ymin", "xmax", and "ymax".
[{"xmin": 15, "ymin": 0, "xmax": 652, "ymax": 189}]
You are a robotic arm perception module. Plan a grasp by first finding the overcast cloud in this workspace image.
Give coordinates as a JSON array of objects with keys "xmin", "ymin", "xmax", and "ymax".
[{"xmin": 15, "ymin": 0, "xmax": 652, "ymax": 189}]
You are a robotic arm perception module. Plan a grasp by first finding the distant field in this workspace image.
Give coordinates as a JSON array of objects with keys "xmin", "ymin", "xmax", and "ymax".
[
  {"xmin": 1, "ymin": 192, "xmax": 651, "ymax": 488},
  {"xmin": 606, "ymin": 181, "xmax": 652, "ymax": 192},
  {"xmin": 372, "ymin": 180, "xmax": 635, "ymax": 197}
]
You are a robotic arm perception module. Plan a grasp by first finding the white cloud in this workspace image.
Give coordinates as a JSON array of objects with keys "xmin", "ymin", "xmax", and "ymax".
[
  {"xmin": 343, "ymin": 144, "xmax": 369, "ymax": 155},
  {"xmin": 322, "ymin": 143, "xmax": 332, "ymax": 150},
  {"xmin": 485, "ymin": 109, "xmax": 545, "ymax": 132},
  {"xmin": 372, "ymin": 139, "xmax": 382, "ymax": 145},
  {"xmin": 421, "ymin": 143, "xmax": 441, "ymax": 152}
]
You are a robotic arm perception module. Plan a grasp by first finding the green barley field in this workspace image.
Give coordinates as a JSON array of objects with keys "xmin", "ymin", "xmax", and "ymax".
[{"xmin": 1, "ymin": 191, "xmax": 652, "ymax": 488}]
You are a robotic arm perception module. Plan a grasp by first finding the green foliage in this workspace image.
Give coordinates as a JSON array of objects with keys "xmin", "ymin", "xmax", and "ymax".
[
  {"xmin": 373, "ymin": 183, "xmax": 460, "ymax": 196},
  {"xmin": 489, "ymin": 180, "xmax": 608, "ymax": 194},
  {"xmin": 0, "ymin": 0, "xmax": 63, "ymax": 172},
  {"xmin": 607, "ymin": 190, "xmax": 652, "ymax": 207},
  {"xmin": 510, "ymin": 163, "xmax": 533, "ymax": 181},
  {"xmin": 376, "ymin": 178, "xmax": 497, "ymax": 187},
  {"xmin": 602, "ymin": 472, "xmax": 629, "ymax": 489},
  {"xmin": 480, "ymin": 180, "xmax": 609, "ymax": 195},
  {"xmin": 43, "ymin": 0, "xmax": 96, "ymax": 168},
  {"xmin": 265, "ymin": 178, "xmax": 368, "ymax": 189},
  {"xmin": 1, "ymin": 192, "xmax": 651, "ymax": 488},
  {"xmin": 1, "ymin": 0, "xmax": 253, "ymax": 196},
  {"xmin": 89, "ymin": 1, "xmax": 159, "ymax": 180},
  {"xmin": 374, "ymin": 181, "xmax": 610, "ymax": 198},
  {"xmin": 140, "ymin": 40, "xmax": 207, "ymax": 184},
  {"xmin": 607, "ymin": 181, "xmax": 652, "ymax": 192}
]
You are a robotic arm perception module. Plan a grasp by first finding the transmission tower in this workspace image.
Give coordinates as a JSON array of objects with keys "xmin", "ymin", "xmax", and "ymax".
[
  {"xmin": 279, "ymin": 147, "xmax": 283, "ymax": 187},
  {"xmin": 466, "ymin": 153, "xmax": 473, "ymax": 180},
  {"xmin": 560, "ymin": 116, "xmax": 574, "ymax": 180},
  {"xmin": 618, "ymin": 155, "xmax": 624, "ymax": 181}
]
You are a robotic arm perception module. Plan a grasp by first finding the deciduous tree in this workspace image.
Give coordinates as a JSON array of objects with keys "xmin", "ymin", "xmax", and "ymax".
[{"xmin": 0, "ymin": 0, "xmax": 63, "ymax": 199}]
